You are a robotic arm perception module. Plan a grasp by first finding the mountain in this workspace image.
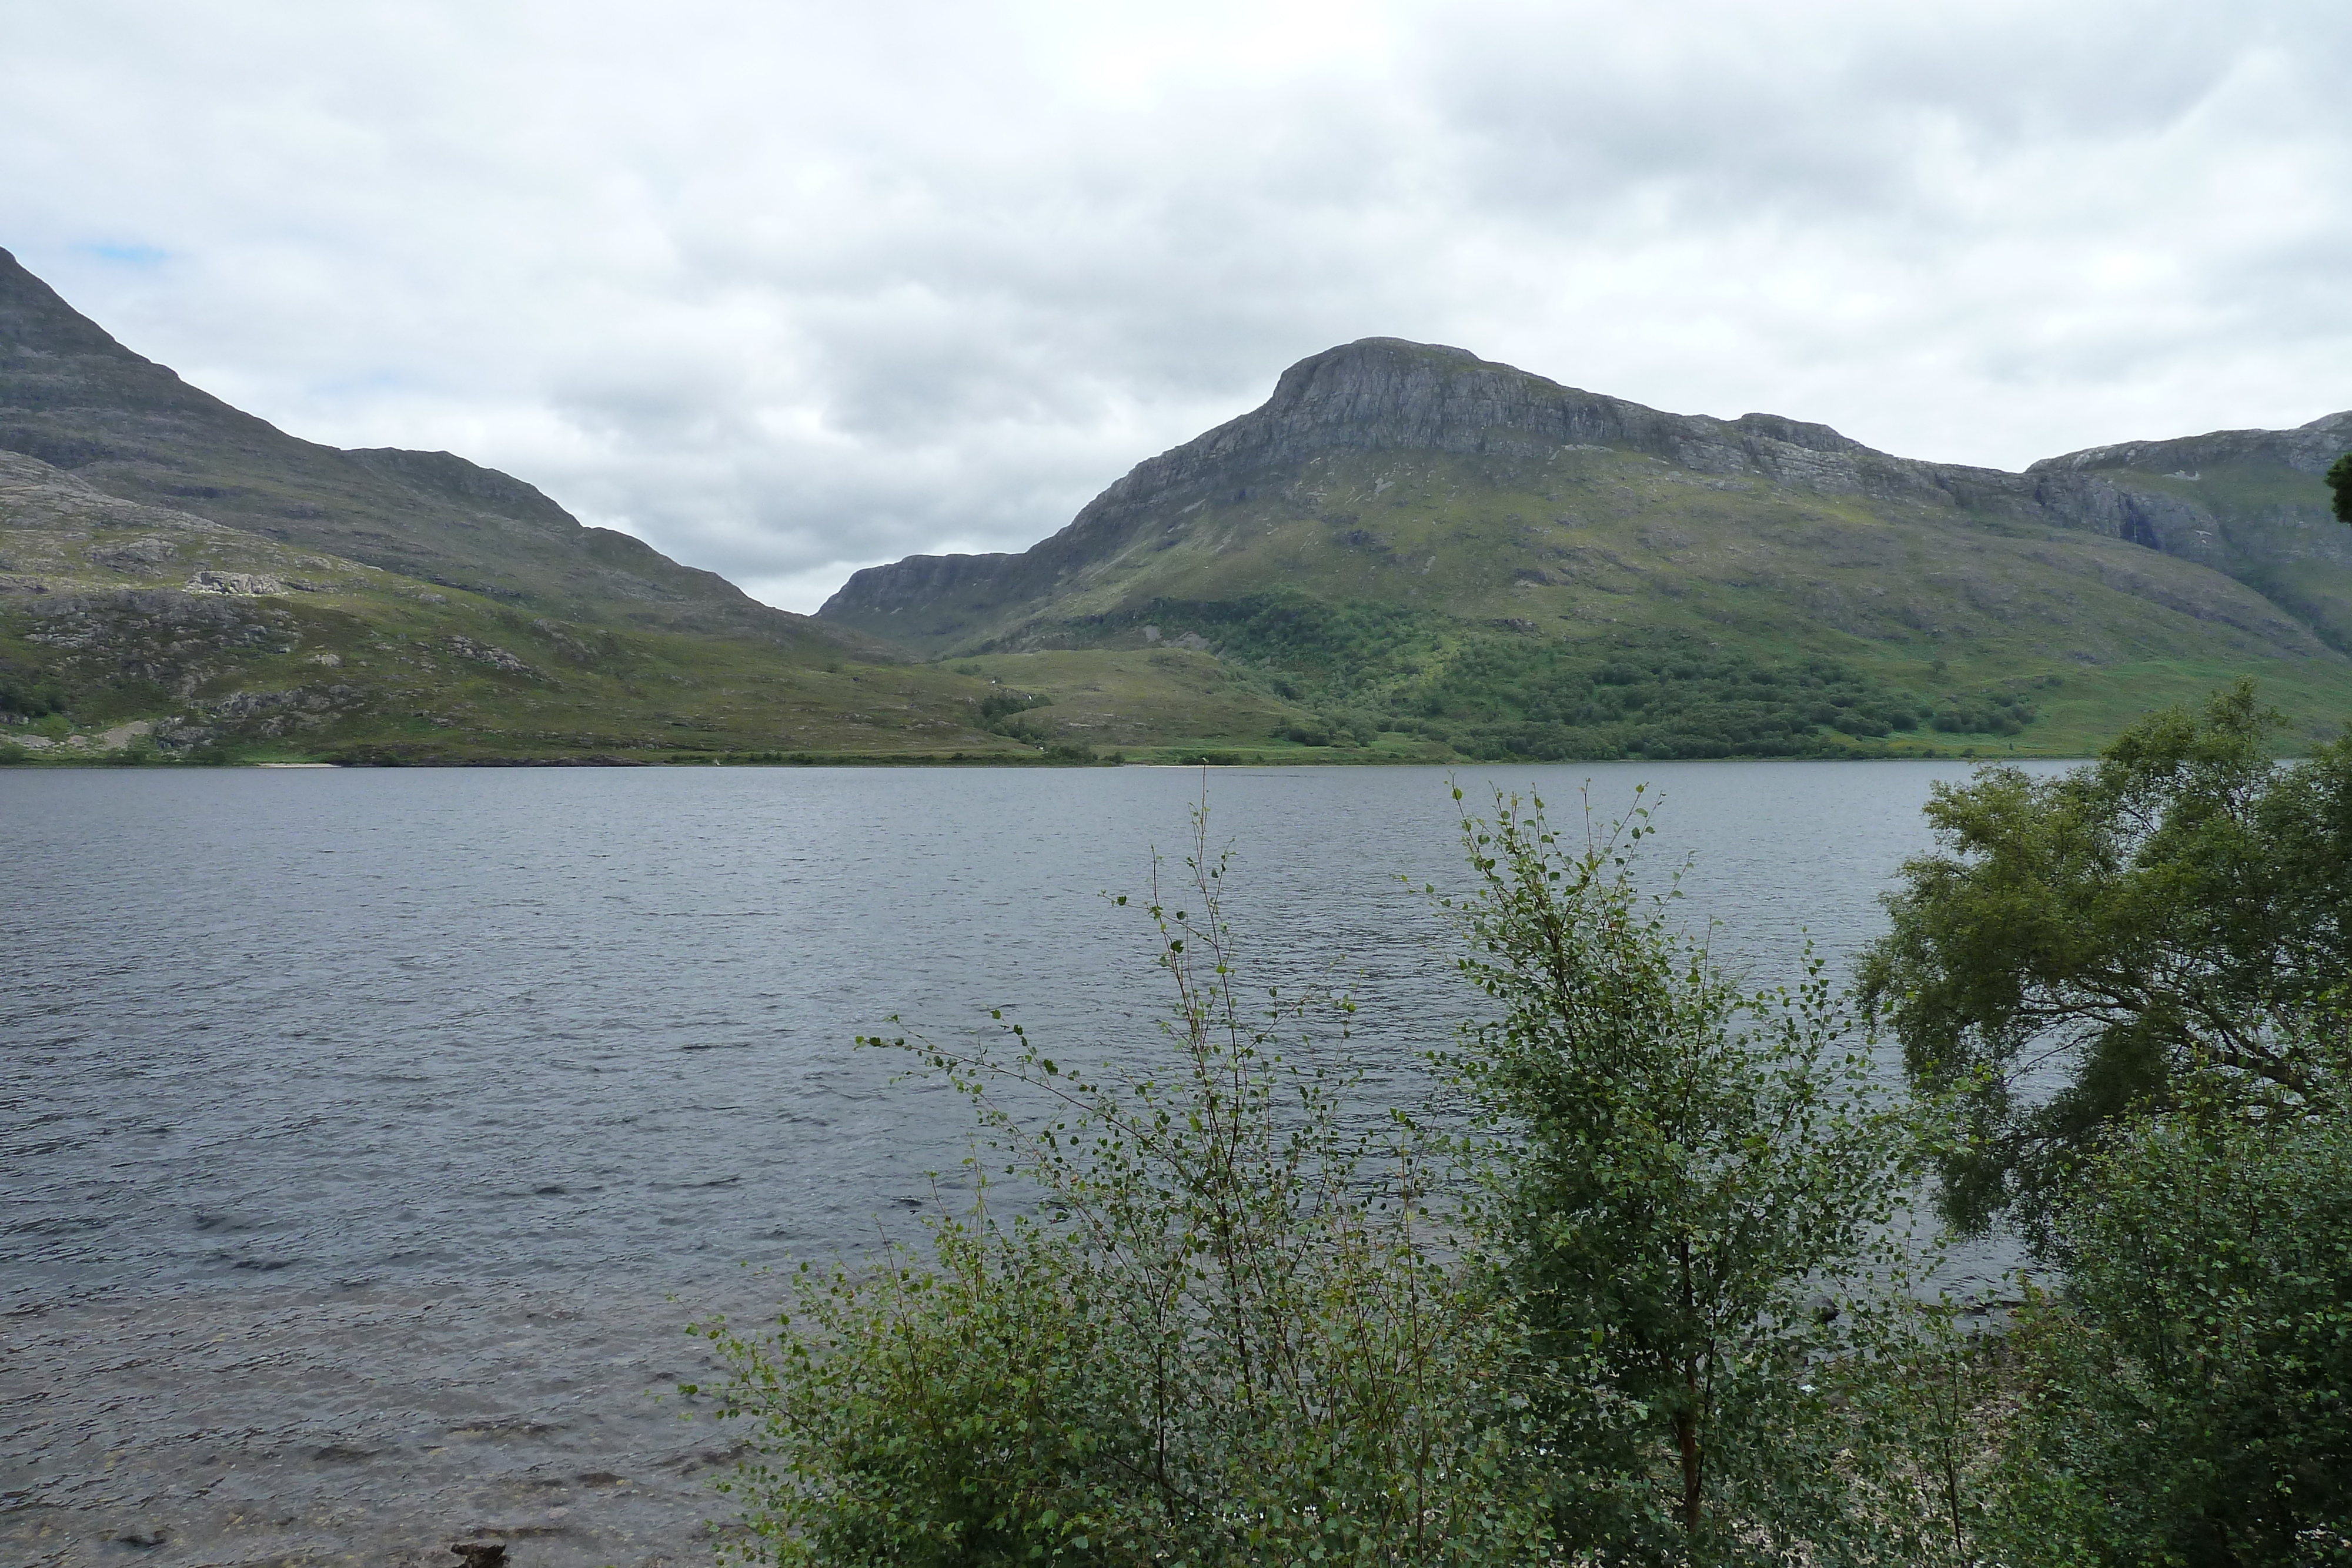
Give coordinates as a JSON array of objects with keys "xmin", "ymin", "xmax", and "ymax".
[
  {"xmin": 819, "ymin": 338, "xmax": 2352, "ymax": 757},
  {"xmin": 0, "ymin": 249, "xmax": 1067, "ymax": 764},
  {"xmin": 15, "ymin": 256, "xmax": 2341, "ymax": 767},
  {"xmin": 0, "ymin": 443, "xmax": 1077, "ymax": 765},
  {"xmin": 0, "ymin": 245, "xmax": 884, "ymax": 655}
]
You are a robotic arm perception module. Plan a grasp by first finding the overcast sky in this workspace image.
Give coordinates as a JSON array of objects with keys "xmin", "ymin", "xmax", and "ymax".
[{"xmin": 5, "ymin": 1, "xmax": 2348, "ymax": 611}]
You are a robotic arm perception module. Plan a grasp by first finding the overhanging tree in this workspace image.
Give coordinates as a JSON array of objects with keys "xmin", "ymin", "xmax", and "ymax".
[{"xmin": 1858, "ymin": 681, "xmax": 2352, "ymax": 1240}]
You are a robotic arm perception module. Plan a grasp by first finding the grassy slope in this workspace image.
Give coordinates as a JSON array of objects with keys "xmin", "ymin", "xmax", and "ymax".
[
  {"xmin": 946, "ymin": 647, "xmax": 1427, "ymax": 764},
  {"xmin": 0, "ymin": 454, "xmax": 1043, "ymax": 764},
  {"xmin": 2109, "ymin": 462, "xmax": 2352, "ymax": 654},
  {"xmin": 942, "ymin": 447, "xmax": 2352, "ymax": 755}
]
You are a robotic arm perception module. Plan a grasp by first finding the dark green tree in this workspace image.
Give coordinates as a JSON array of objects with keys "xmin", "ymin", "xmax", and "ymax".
[
  {"xmin": 1989, "ymin": 1081, "xmax": 2352, "ymax": 1567},
  {"xmin": 1443, "ymin": 788, "xmax": 1937, "ymax": 1564},
  {"xmin": 1858, "ymin": 682, "xmax": 2352, "ymax": 1239},
  {"xmin": 2328, "ymin": 451, "xmax": 2352, "ymax": 524}
]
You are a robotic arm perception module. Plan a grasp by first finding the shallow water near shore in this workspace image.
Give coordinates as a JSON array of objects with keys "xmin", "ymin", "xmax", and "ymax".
[{"xmin": 4, "ymin": 760, "xmax": 2045, "ymax": 1565}]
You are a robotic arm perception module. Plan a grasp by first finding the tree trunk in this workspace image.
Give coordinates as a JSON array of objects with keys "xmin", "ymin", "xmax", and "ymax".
[{"xmin": 1678, "ymin": 1358, "xmax": 1702, "ymax": 1540}]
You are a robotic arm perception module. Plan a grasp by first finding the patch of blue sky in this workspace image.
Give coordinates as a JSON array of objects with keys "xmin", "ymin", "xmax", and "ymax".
[
  {"xmin": 78, "ymin": 242, "xmax": 171, "ymax": 266},
  {"xmin": 312, "ymin": 367, "xmax": 435, "ymax": 398}
]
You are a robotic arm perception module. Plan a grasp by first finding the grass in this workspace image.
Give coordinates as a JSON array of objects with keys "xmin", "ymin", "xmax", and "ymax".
[
  {"xmin": 944, "ymin": 648, "xmax": 1329, "ymax": 753},
  {"xmin": 0, "ymin": 488, "xmax": 1039, "ymax": 764}
]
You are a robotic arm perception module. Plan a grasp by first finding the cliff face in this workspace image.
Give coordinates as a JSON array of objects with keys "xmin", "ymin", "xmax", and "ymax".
[
  {"xmin": 2022, "ymin": 412, "xmax": 2352, "ymax": 647},
  {"xmin": 818, "ymin": 337, "xmax": 2352, "ymax": 657},
  {"xmin": 0, "ymin": 248, "xmax": 883, "ymax": 656}
]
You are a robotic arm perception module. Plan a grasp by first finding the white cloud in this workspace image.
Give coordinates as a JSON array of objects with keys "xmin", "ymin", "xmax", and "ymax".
[{"xmin": 5, "ymin": 0, "xmax": 2348, "ymax": 610}]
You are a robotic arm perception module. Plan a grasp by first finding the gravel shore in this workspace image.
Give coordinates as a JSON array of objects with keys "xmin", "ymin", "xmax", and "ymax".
[{"xmin": 2, "ymin": 1277, "xmax": 785, "ymax": 1567}]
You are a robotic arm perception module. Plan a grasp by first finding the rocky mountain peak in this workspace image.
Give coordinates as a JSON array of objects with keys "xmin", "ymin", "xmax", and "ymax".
[
  {"xmin": 1257, "ymin": 336, "xmax": 1490, "ymax": 418},
  {"xmin": 0, "ymin": 247, "xmax": 151, "ymax": 365},
  {"xmin": 1238, "ymin": 335, "xmax": 1605, "ymax": 456}
]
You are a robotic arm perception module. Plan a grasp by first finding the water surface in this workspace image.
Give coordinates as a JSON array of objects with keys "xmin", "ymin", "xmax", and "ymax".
[
  {"xmin": 2, "ymin": 761, "xmax": 2050, "ymax": 1566},
  {"xmin": 5, "ymin": 760, "xmax": 2040, "ymax": 1302}
]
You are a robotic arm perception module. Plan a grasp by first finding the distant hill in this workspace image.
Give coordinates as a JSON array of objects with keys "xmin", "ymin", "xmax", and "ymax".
[
  {"xmin": 820, "ymin": 338, "xmax": 2352, "ymax": 757},
  {"xmin": 0, "ymin": 249, "xmax": 1060, "ymax": 764},
  {"xmin": 0, "ymin": 444, "xmax": 1069, "ymax": 765},
  {"xmin": 0, "ymin": 246, "xmax": 886, "ymax": 656}
]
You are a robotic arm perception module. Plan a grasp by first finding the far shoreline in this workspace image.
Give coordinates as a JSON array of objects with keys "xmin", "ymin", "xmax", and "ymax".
[{"xmin": 1, "ymin": 745, "xmax": 2091, "ymax": 771}]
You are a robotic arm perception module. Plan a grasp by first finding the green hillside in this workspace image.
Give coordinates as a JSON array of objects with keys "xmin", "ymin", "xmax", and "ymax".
[
  {"xmin": 0, "ymin": 246, "xmax": 1129, "ymax": 765},
  {"xmin": 823, "ymin": 339, "xmax": 2352, "ymax": 757},
  {"xmin": 0, "ymin": 449, "xmax": 1067, "ymax": 764}
]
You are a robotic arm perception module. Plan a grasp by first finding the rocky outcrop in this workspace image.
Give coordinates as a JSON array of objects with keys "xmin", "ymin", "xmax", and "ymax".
[
  {"xmin": 185, "ymin": 570, "xmax": 289, "ymax": 596},
  {"xmin": 443, "ymin": 635, "xmax": 534, "ymax": 674},
  {"xmin": 2030, "ymin": 411, "xmax": 2352, "ymax": 481},
  {"xmin": 86, "ymin": 535, "xmax": 178, "ymax": 569}
]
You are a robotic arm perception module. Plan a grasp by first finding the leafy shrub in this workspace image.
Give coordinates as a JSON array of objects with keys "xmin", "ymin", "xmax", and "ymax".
[
  {"xmin": 1402, "ymin": 642, "xmax": 1916, "ymax": 761},
  {"xmin": 1927, "ymin": 690, "xmax": 2036, "ymax": 736},
  {"xmin": 1990, "ymin": 1091, "xmax": 2352, "ymax": 1566},
  {"xmin": 690, "ymin": 774, "xmax": 2352, "ymax": 1567},
  {"xmin": 1439, "ymin": 787, "xmax": 1945, "ymax": 1564},
  {"xmin": 1110, "ymin": 591, "xmax": 1943, "ymax": 760},
  {"xmin": 0, "ymin": 667, "xmax": 68, "ymax": 718},
  {"xmin": 975, "ymin": 689, "xmax": 1053, "ymax": 728},
  {"xmin": 690, "ymin": 811, "xmax": 1552, "ymax": 1566},
  {"xmin": 1862, "ymin": 682, "xmax": 2352, "ymax": 1238}
]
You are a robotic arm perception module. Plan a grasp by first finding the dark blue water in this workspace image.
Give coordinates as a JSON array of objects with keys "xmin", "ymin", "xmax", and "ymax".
[{"xmin": 2, "ymin": 761, "xmax": 2046, "ymax": 1306}]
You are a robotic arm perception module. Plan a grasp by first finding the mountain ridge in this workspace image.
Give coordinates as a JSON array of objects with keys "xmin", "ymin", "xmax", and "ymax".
[
  {"xmin": 818, "ymin": 336, "xmax": 2352, "ymax": 663},
  {"xmin": 0, "ymin": 249, "xmax": 1093, "ymax": 764},
  {"xmin": 11, "ymin": 249, "xmax": 2346, "ymax": 765},
  {"xmin": 0, "ymin": 440, "xmax": 1065, "ymax": 764},
  {"xmin": 0, "ymin": 246, "xmax": 888, "ymax": 658}
]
